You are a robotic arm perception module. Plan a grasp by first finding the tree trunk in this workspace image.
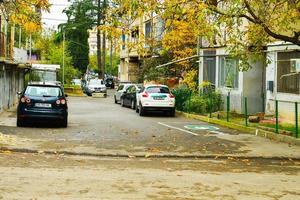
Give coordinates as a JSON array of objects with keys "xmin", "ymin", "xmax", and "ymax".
[{"xmin": 97, "ymin": 0, "xmax": 102, "ymax": 79}]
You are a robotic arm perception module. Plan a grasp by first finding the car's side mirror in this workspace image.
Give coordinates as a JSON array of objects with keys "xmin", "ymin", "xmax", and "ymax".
[{"xmin": 123, "ymin": 91, "xmax": 127, "ymax": 94}]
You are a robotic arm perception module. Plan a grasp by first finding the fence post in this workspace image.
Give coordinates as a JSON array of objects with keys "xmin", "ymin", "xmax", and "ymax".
[
  {"xmin": 275, "ymin": 100, "xmax": 279, "ymax": 134},
  {"xmin": 227, "ymin": 92, "xmax": 230, "ymax": 122},
  {"xmin": 295, "ymin": 102, "xmax": 299, "ymax": 138},
  {"xmin": 209, "ymin": 91, "xmax": 212, "ymax": 118},
  {"xmin": 245, "ymin": 97, "xmax": 248, "ymax": 127},
  {"xmin": 188, "ymin": 90, "xmax": 192, "ymax": 113}
]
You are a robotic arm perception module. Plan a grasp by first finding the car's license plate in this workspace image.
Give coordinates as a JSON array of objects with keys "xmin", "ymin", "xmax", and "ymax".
[
  {"xmin": 153, "ymin": 95, "xmax": 166, "ymax": 100},
  {"xmin": 35, "ymin": 103, "xmax": 52, "ymax": 108}
]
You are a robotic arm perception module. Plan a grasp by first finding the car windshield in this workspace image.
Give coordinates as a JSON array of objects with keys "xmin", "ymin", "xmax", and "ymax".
[
  {"xmin": 25, "ymin": 86, "xmax": 62, "ymax": 97},
  {"xmin": 146, "ymin": 86, "xmax": 170, "ymax": 93},
  {"xmin": 89, "ymin": 79, "xmax": 103, "ymax": 85}
]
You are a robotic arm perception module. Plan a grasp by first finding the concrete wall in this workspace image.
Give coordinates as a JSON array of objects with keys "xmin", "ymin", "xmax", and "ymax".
[
  {"xmin": 0, "ymin": 63, "xmax": 25, "ymax": 113},
  {"xmin": 265, "ymin": 43, "xmax": 300, "ymax": 122},
  {"xmin": 243, "ymin": 59, "xmax": 265, "ymax": 114},
  {"xmin": 199, "ymin": 48, "xmax": 265, "ymax": 114}
]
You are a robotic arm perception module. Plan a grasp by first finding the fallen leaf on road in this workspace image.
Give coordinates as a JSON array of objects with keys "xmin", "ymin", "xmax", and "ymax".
[
  {"xmin": 1, "ymin": 150, "xmax": 12, "ymax": 154},
  {"xmin": 145, "ymin": 153, "xmax": 152, "ymax": 158},
  {"xmin": 128, "ymin": 155, "xmax": 136, "ymax": 158}
]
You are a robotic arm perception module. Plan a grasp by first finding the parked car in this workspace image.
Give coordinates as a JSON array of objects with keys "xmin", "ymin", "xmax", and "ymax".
[
  {"xmin": 136, "ymin": 84, "xmax": 175, "ymax": 116},
  {"xmin": 120, "ymin": 84, "xmax": 143, "ymax": 109},
  {"xmin": 17, "ymin": 82, "xmax": 68, "ymax": 127},
  {"xmin": 114, "ymin": 83, "xmax": 133, "ymax": 103},
  {"xmin": 104, "ymin": 74, "xmax": 115, "ymax": 89},
  {"xmin": 72, "ymin": 78, "xmax": 82, "ymax": 86},
  {"xmin": 86, "ymin": 78, "xmax": 107, "ymax": 96}
]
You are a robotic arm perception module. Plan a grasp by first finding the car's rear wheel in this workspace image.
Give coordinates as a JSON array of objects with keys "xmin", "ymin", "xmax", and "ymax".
[
  {"xmin": 131, "ymin": 100, "xmax": 136, "ymax": 109},
  {"xmin": 61, "ymin": 118, "xmax": 68, "ymax": 128},
  {"xmin": 135, "ymin": 104, "xmax": 139, "ymax": 113},
  {"xmin": 169, "ymin": 108, "xmax": 176, "ymax": 117},
  {"xmin": 16, "ymin": 118, "xmax": 25, "ymax": 127},
  {"xmin": 139, "ymin": 104, "xmax": 145, "ymax": 116},
  {"xmin": 121, "ymin": 98, "xmax": 125, "ymax": 107}
]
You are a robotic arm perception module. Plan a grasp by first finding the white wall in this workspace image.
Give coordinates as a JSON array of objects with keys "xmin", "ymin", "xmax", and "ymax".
[{"xmin": 265, "ymin": 43, "xmax": 300, "ymax": 122}]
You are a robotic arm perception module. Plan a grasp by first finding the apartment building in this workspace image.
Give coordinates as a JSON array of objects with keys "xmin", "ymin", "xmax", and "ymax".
[{"xmin": 119, "ymin": 14, "xmax": 164, "ymax": 82}]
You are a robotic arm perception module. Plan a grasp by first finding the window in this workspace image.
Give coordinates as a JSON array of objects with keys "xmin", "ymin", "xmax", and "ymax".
[
  {"xmin": 117, "ymin": 85, "xmax": 124, "ymax": 91},
  {"xmin": 127, "ymin": 86, "xmax": 136, "ymax": 93},
  {"xmin": 203, "ymin": 50, "xmax": 216, "ymax": 85},
  {"xmin": 121, "ymin": 34, "xmax": 126, "ymax": 50},
  {"xmin": 25, "ymin": 86, "xmax": 62, "ymax": 97},
  {"xmin": 146, "ymin": 86, "xmax": 169, "ymax": 93},
  {"xmin": 277, "ymin": 51, "xmax": 300, "ymax": 94},
  {"xmin": 145, "ymin": 21, "xmax": 152, "ymax": 39},
  {"xmin": 219, "ymin": 57, "xmax": 239, "ymax": 88},
  {"xmin": 131, "ymin": 27, "xmax": 139, "ymax": 43}
]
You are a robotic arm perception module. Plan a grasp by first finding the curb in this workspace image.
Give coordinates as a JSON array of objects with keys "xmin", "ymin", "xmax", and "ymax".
[
  {"xmin": 177, "ymin": 111, "xmax": 300, "ymax": 147},
  {"xmin": 1, "ymin": 147, "xmax": 300, "ymax": 161}
]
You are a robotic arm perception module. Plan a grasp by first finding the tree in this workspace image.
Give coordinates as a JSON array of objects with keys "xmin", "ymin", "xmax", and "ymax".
[
  {"xmin": 35, "ymin": 31, "xmax": 79, "ymax": 84},
  {"xmin": 61, "ymin": 0, "xmax": 96, "ymax": 73},
  {"xmin": 0, "ymin": 0, "xmax": 50, "ymax": 33}
]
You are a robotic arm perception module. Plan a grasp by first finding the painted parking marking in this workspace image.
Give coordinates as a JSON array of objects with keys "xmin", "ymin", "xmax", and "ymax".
[
  {"xmin": 158, "ymin": 122, "xmax": 198, "ymax": 136},
  {"xmin": 184, "ymin": 125, "xmax": 219, "ymax": 131}
]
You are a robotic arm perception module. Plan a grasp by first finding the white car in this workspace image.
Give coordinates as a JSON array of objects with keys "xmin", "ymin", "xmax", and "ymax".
[
  {"xmin": 136, "ymin": 84, "xmax": 175, "ymax": 116},
  {"xmin": 114, "ymin": 83, "xmax": 133, "ymax": 103},
  {"xmin": 86, "ymin": 79, "xmax": 107, "ymax": 96}
]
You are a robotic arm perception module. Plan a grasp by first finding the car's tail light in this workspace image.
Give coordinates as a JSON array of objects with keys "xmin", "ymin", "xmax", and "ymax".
[
  {"xmin": 20, "ymin": 97, "xmax": 26, "ymax": 103},
  {"xmin": 60, "ymin": 99, "xmax": 66, "ymax": 105},
  {"xmin": 56, "ymin": 99, "xmax": 66, "ymax": 105},
  {"xmin": 142, "ymin": 92, "xmax": 149, "ymax": 98},
  {"xmin": 169, "ymin": 93, "xmax": 175, "ymax": 98},
  {"xmin": 21, "ymin": 97, "xmax": 31, "ymax": 104}
]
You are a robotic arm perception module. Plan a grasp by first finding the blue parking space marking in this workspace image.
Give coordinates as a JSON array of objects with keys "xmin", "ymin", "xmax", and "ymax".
[{"xmin": 184, "ymin": 125, "xmax": 219, "ymax": 131}]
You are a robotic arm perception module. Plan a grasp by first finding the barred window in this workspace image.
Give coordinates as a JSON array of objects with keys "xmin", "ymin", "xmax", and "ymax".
[
  {"xmin": 219, "ymin": 56, "xmax": 239, "ymax": 89},
  {"xmin": 277, "ymin": 51, "xmax": 300, "ymax": 94}
]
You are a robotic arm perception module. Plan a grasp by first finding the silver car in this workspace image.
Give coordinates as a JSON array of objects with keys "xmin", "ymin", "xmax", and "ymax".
[
  {"xmin": 86, "ymin": 79, "xmax": 107, "ymax": 96},
  {"xmin": 114, "ymin": 83, "xmax": 134, "ymax": 103}
]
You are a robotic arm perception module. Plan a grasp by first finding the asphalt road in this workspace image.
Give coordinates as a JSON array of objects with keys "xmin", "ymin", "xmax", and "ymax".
[
  {"xmin": 0, "ymin": 90, "xmax": 300, "ymax": 199},
  {"xmin": 0, "ymin": 89, "xmax": 299, "ymax": 158}
]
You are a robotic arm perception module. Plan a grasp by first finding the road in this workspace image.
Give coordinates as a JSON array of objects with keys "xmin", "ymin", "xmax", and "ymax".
[{"xmin": 0, "ymin": 89, "xmax": 299, "ymax": 199}]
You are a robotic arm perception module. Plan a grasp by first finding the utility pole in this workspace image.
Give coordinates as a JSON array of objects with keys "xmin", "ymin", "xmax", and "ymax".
[
  {"xmin": 101, "ymin": 0, "xmax": 107, "ymax": 80},
  {"xmin": 110, "ymin": 39, "xmax": 113, "ymax": 72},
  {"xmin": 62, "ymin": 31, "xmax": 65, "ymax": 85},
  {"xmin": 97, "ymin": 0, "xmax": 102, "ymax": 79}
]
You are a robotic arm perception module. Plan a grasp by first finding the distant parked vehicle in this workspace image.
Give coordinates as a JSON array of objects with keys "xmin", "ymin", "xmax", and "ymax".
[
  {"xmin": 114, "ymin": 83, "xmax": 134, "ymax": 104},
  {"xmin": 105, "ymin": 77, "xmax": 115, "ymax": 89},
  {"xmin": 72, "ymin": 79, "xmax": 82, "ymax": 86},
  {"xmin": 120, "ymin": 84, "xmax": 143, "ymax": 109},
  {"xmin": 86, "ymin": 78, "xmax": 107, "ymax": 96},
  {"xmin": 17, "ymin": 82, "xmax": 68, "ymax": 127},
  {"xmin": 136, "ymin": 84, "xmax": 175, "ymax": 116}
]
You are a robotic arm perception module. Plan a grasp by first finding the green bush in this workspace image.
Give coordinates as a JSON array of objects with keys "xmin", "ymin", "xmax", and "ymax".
[
  {"xmin": 172, "ymin": 85, "xmax": 192, "ymax": 111},
  {"xmin": 183, "ymin": 95, "xmax": 207, "ymax": 114}
]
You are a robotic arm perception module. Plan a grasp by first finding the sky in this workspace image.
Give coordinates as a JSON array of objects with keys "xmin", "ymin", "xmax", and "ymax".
[{"xmin": 41, "ymin": 0, "xmax": 71, "ymax": 30}]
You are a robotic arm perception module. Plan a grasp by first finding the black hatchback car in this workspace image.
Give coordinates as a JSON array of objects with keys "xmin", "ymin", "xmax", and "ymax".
[
  {"xmin": 120, "ymin": 84, "xmax": 143, "ymax": 109},
  {"xmin": 17, "ymin": 82, "xmax": 68, "ymax": 127}
]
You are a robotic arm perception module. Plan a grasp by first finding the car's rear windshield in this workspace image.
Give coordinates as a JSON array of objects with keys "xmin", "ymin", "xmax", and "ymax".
[
  {"xmin": 25, "ymin": 86, "xmax": 62, "ymax": 97},
  {"xmin": 89, "ymin": 79, "xmax": 104, "ymax": 85},
  {"xmin": 146, "ymin": 86, "xmax": 169, "ymax": 93}
]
